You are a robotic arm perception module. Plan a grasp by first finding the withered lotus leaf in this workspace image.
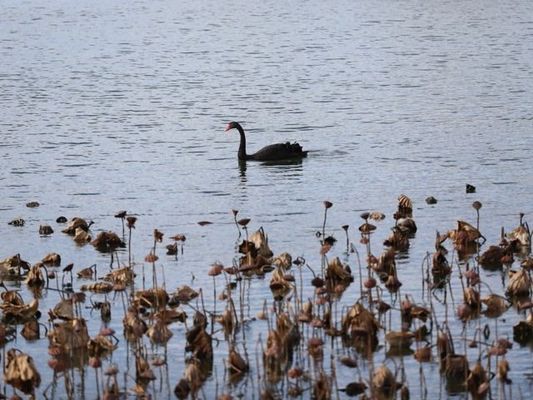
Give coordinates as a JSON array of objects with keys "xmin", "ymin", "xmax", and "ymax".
[
  {"xmin": 228, "ymin": 348, "xmax": 249, "ymax": 374},
  {"xmin": 21, "ymin": 319, "xmax": 41, "ymax": 341},
  {"xmin": 372, "ymin": 365, "xmax": 398, "ymax": 399},
  {"xmin": 87, "ymin": 334, "xmax": 118, "ymax": 357},
  {"xmin": 1, "ymin": 254, "xmax": 31, "ymax": 270},
  {"xmin": 48, "ymin": 318, "xmax": 89, "ymax": 351},
  {"xmin": 313, "ymin": 372, "xmax": 332, "ymax": 400},
  {"xmin": 81, "ymin": 281, "xmax": 114, "ymax": 293},
  {"xmin": 173, "ymin": 285, "xmax": 199, "ymax": 303},
  {"xmin": 147, "ymin": 318, "xmax": 173, "ymax": 345},
  {"xmin": 4, "ymin": 349, "xmax": 41, "ymax": 395},
  {"xmin": 507, "ymin": 224, "xmax": 530, "ymax": 247},
  {"xmin": 104, "ymin": 267, "xmax": 135, "ymax": 286},
  {"xmin": 39, "ymin": 224, "xmax": 54, "ymax": 235},
  {"xmin": 91, "ymin": 231, "xmax": 125, "ymax": 253},
  {"xmin": 154, "ymin": 308, "xmax": 187, "ymax": 324},
  {"xmin": 385, "ymin": 331, "xmax": 415, "ymax": 348},
  {"xmin": 123, "ymin": 308, "xmax": 147, "ymax": 340},
  {"xmin": 481, "ymin": 294, "xmax": 509, "ymax": 318},
  {"xmin": 186, "ymin": 312, "xmax": 213, "ymax": 361},
  {"xmin": 271, "ymin": 252, "xmax": 292, "ymax": 270},
  {"xmin": 1, "ymin": 298, "xmax": 39, "ymax": 324},
  {"xmin": 506, "ymin": 269, "xmax": 532, "ymax": 297},
  {"xmin": 25, "ymin": 263, "xmax": 45, "ymax": 288},
  {"xmin": 48, "ymin": 298, "xmax": 75, "ymax": 320},
  {"xmin": 73, "ymin": 227, "xmax": 92, "ymax": 244},
  {"xmin": 77, "ymin": 265, "xmax": 95, "ymax": 279},
  {"xmin": 62, "ymin": 217, "xmax": 91, "ymax": 235},
  {"xmin": 248, "ymin": 227, "xmax": 273, "ymax": 258},
  {"xmin": 135, "ymin": 287, "xmax": 169, "ymax": 309},
  {"xmin": 42, "ymin": 252, "xmax": 61, "ymax": 266}
]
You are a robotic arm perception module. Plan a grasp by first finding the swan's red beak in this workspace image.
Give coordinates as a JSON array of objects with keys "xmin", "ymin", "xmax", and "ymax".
[{"xmin": 224, "ymin": 123, "xmax": 232, "ymax": 132}]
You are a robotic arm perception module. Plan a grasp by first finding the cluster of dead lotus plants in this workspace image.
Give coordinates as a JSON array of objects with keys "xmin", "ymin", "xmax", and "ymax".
[{"xmin": 1, "ymin": 198, "xmax": 532, "ymax": 399}]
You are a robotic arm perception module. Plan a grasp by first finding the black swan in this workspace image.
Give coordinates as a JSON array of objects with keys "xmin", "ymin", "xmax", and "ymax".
[{"xmin": 225, "ymin": 121, "xmax": 308, "ymax": 161}]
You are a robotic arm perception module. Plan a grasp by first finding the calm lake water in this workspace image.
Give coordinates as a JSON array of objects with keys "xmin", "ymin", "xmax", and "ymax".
[{"xmin": 1, "ymin": 0, "xmax": 532, "ymax": 398}]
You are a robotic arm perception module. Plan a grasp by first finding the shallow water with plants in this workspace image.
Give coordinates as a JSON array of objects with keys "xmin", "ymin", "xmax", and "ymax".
[{"xmin": 1, "ymin": 0, "xmax": 532, "ymax": 399}]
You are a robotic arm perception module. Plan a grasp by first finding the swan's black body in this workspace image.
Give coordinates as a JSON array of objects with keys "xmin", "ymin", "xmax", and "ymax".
[{"xmin": 225, "ymin": 121, "xmax": 307, "ymax": 161}]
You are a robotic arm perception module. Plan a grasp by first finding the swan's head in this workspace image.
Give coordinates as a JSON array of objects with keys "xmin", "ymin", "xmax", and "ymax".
[{"xmin": 225, "ymin": 121, "xmax": 240, "ymax": 132}]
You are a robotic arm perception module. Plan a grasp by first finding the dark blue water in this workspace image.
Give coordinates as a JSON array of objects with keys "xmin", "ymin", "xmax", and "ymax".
[{"xmin": 1, "ymin": 0, "xmax": 532, "ymax": 398}]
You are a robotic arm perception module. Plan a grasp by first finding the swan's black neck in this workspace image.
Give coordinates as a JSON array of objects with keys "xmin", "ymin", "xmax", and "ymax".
[{"xmin": 235, "ymin": 123, "xmax": 248, "ymax": 160}]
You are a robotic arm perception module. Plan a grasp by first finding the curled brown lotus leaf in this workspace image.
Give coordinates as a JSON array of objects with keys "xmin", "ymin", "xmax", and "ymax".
[
  {"xmin": 375, "ymin": 248, "xmax": 396, "ymax": 276},
  {"xmin": 479, "ymin": 245, "xmax": 504, "ymax": 269},
  {"xmin": 42, "ymin": 252, "xmax": 61, "ymax": 266},
  {"xmin": 263, "ymin": 330, "xmax": 285, "ymax": 384},
  {"xmin": 372, "ymin": 365, "xmax": 398, "ymax": 400},
  {"xmin": 134, "ymin": 287, "xmax": 168, "ymax": 309},
  {"xmin": 449, "ymin": 220, "xmax": 484, "ymax": 246},
  {"xmin": 271, "ymin": 252, "xmax": 292, "ymax": 270},
  {"xmin": 73, "ymin": 227, "xmax": 92, "ymax": 244},
  {"xmin": 269, "ymin": 267, "xmax": 292, "ymax": 299},
  {"xmin": 4, "ymin": 349, "xmax": 41, "ymax": 395},
  {"xmin": 77, "ymin": 265, "xmax": 96, "ymax": 279},
  {"xmin": 91, "ymin": 231, "xmax": 125, "ymax": 252},
  {"xmin": 276, "ymin": 312, "xmax": 300, "ymax": 350},
  {"xmin": 104, "ymin": 267, "xmax": 135, "ymax": 286},
  {"xmin": 154, "ymin": 308, "xmax": 187, "ymax": 324},
  {"xmin": 1, "ymin": 298, "xmax": 39, "ymax": 324},
  {"xmin": 1, "ymin": 289, "xmax": 24, "ymax": 306},
  {"xmin": 62, "ymin": 217, "xmax": 91, "ymax": 235},
  {"xmin": 186, "ymin": 312, "xmax": 213, "ymax": 361},
  {"xmin": 298, "ymin": 300, "xmax": 313, "ymax": 323},
  {"xmin": 216, "ymin": 306, "xmax": 235, "ymax": 337},
  {"xmin": 81, "ymin": 281, "xmax": 114, "ymax": 293},
  {"xmin": 49, "ymin": 298, "xmax": 75, "ymax": 321},
  {"xmin": 497, "ymin": 359, "xmax": 511, "ymax": 383},
  {"xmin": 173, "ymin": 285, "xmax": 198, "ymax": 304},
  {"xmin": 184, "ymin": 358, "xmax": 205, "ymax": 395},
  {"xmin": 342, "ymin": 303, "xmax": 380, "ymax": 344},
  {"xmin": 25, "ymin": 263, "xmax": 45, "ymax": 288},
  {"xmin": 397, "ymin": 194, "xmax": 413, "ymax": 218},
  {"xmin": 228, "ymin": 347, "xmax": 249, "ymax": 375},
  {"xmin": 507, "ymin": 224, "xmax": 530, "ymax": 247},
  {"xmin": 463, "ymin": 287, "xmax": 481, "ymax": 308},
  {"xmin": 506, "ymin": 268, "xmax": 532, "ymax": 297},
  {"xmin": 39, "ymin": 224, "xmax": 54, "ymax": 235},
  {"xmin": 385, "ymin": 331, "xmax": 415, "ymax": 349},
  {"xmin": 384, "ymin": 227, "xmax": 410, "ymax": 251},
  {"xmin": 248, "ymin": 227, "xmax": 273, "ymax": 258},
  {"xmin": 313, "ymin": 372, "xmax": 332, "ymax": 400},
  {"xmin": 466, "ymin": 361, "xmax": 489, "ymax": 398},
  {"xmin": 0, "ymin": 254, "xmax": 31, "ymax": 275},
  {"xmin": 481, "ymin": 294, "xmax": 509, "ymax": 318},
  {"xmin": 414, "ymin": 345, "xmax": 432, "ymax": 363},
  {"xmin": 48, "ymin": 318, "xmax": 89, "ymax": 351},
  {"xmin": 325, "ymin": 257, "xmax": 352, "ymax": 285},
  {"xmin": 87, "ymin": 334, "xmax": 117, "ymax": 357},
  {"xmin": 147, "ymin": 318, "xmax": 173, "ymax": 345},
  {"xmin": 21, "ymin": 319, "xmax": 41, "ymax": 341},
  {"xmin": 123, "ymin": 308, "xmax": 147, "ymax": 340}
]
